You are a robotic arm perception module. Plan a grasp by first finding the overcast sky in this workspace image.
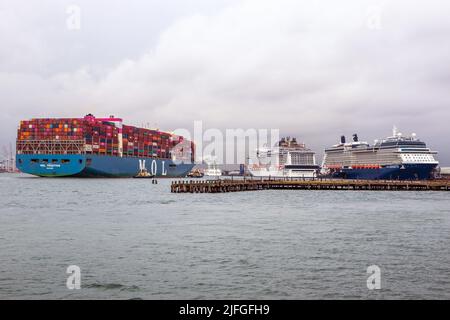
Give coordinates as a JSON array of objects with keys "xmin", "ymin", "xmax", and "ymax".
[{"xmin": 1, "ymin": 0, "xmax": 450, "ymax": 164}]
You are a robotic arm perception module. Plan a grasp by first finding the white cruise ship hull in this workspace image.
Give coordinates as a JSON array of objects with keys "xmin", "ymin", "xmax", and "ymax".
[{"xmin": 249, "ymin": 167, "xmax": 317, "ymax": 178}]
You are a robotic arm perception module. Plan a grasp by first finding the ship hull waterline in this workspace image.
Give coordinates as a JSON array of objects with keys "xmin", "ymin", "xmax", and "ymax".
[
  {"xmin": 326, "ymin": 164, "xmax": 438, "ymax": 180},
  {"xmin": 16, "ymin": 154, "xmax": 195, "ymax": 178}
]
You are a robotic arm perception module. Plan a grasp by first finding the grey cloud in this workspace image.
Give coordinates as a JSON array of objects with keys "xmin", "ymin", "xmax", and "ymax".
[{"xmin": 1, "ymin": 0, "xmax": 450, "ymax": 164}]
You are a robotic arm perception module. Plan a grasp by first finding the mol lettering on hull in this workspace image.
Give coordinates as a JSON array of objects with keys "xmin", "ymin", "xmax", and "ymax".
[
  {"xmin": 16, "ymin": 154, "xmax": 194, "ymax": 178},
  {"xmin": 15, "ymin": 115, "xmax": 196, "ymax": 178}
]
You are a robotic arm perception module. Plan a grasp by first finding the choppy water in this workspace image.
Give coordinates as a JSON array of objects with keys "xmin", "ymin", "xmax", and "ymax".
[{"xmin": 0, "ymin": 173, "xmax": 449, "ymax": 299}]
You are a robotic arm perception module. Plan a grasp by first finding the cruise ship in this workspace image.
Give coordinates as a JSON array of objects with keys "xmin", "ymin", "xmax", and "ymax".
[
  {"xmin": 249, "ymin": 137, "xmax": 320, "ymax": 178},
  {"xmin": 321, "ymin": 127, "xmax": 439, "ymax": 180}
]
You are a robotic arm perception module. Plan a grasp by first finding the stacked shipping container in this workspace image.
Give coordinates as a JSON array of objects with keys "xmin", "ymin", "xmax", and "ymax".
[
  {"xmin": 17, "ymin": 118, "xmax": 86, "ymax": 141},
  {"xmin": 83, "ymin": 116, "xmax": 121, "ymax": 156},
  {"xmin": 122, "ymin": 125, "xmax": 171, "ymax": 159},
  {"xmin": 17, "ymin": 115, "xmax": 194, "ymax": 161}
]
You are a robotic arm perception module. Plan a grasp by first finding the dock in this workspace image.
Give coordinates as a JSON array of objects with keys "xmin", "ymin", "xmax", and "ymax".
[{"xmin": 171, "ymin": 178, "xmax": 450, "ymax": 193}]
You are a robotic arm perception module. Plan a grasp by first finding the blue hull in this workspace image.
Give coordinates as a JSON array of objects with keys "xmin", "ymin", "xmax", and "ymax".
[
  {"xmin": 331, "ymin": 164, "xmax": 438, "ymax": 180},
  {"xmin": 16, "ymin": 154, "xmax": 195, "ymax": 178}
]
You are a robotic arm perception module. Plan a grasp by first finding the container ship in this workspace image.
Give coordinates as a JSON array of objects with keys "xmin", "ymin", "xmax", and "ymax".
[
  {"xmin": 16, "ymin": 114, "xmax": 195, "ymax": 177},
  {"xmin": 321, "ymin": 127, "xmax": 439, "ymax": 180},
  {"xmin": 249, "ymin": 137, "xmax": 320, "ymax": 178}
]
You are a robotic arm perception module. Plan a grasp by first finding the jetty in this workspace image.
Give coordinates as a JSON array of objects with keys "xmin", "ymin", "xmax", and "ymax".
[{"xmin": 171, "ymin": 178, "xmax": 450, "ymax": 193}]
